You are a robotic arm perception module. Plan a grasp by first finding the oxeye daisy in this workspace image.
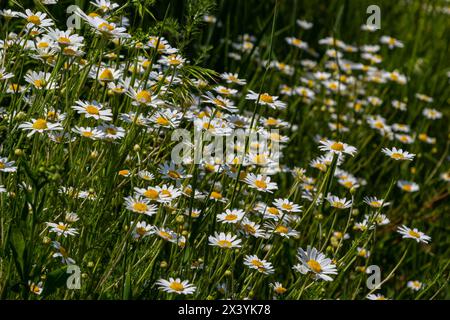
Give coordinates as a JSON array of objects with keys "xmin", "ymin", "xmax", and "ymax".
[
  {"xmin": 29, "ymin": 282, "xmax": 43, "ymax": 295},
  {"xmin": 149, "ymin": 109, "xmax": 182, "ymax": 128},
  {"xmin": 217, "ymin": 209, "xmax": 245, "ymax": 224},
  {"xmin": 367, "ymin": 293, "xmax": 389, "ymax": 300},
  {"xmin": 158, "ymin": 54, "xmax": 186, "ymax": 68},
  {"xmin": 156, "ymin": 184, "xmax": 182, "ymax": 203},
  {"xmin": 159, "ymin": 162, "xmax": 189, "ymax": 180},
  {"xmin": 220, "ymin": 72, "xmax": 246, "ymax": 85},
  {"xmin": 244, "ymin": 255, "xmax": 275, "ymax": 274},
  {"xmin": 72, "ymin": 126, "xmax": 105, "ymax": 140},
  {"xmin": 264, "ymin": 221, "xmax": 299, "ymax": 238},
  {"xmin": 0, "ymin": 67, "xmax": 14, "ymax": 81},
  {"xmin": 98, "ymin": 124, "xmax": 125, "ymax": 140},
  {"xmin": 363, "ymin": 196, "xmax": 391, "ymax": 208},
  {"xmin": 319, "ymin": 139, "xmax": 357, "ymax": 156},
  {"xmin": 77, "ymin": 11, "xmax": 130, "ymax": 38},
  {"xmin": 18, "ymin": 118, "xmax": 63, "ymax": 137},
  {"xmin": 0, "ymin": 157, "xmax": 17, "ymax": 172},
  {"xmin": 271, "ymin": 282, "xmax": 287, "ymax": 294},
  {"xmin": 154, "ymin": 227, "xmax": 179, "ymax": 243},
  {"xmin": 72, "ymin": 100, "xmax": 113, "ymax": 121},
  {"xmin": 382, "ymin": 147, "xmax": 415, "ymax": 161},
  {"xmin": 208, "ymin": 232, "xmax": 242, "ymax": 249},
  {"xmin": 156, "ymin": 278, "xmax": 196, "ymax": 295},
  {"xmin": 294, "ymin": 246, "xmax": 338, "ymax": 281},
  {"xmin": 246, "ymin": 90, "xmax": 286, "ymax": 109},
  {"xmin": 244, "ymin": 173, "xmax": 278, "ymax": 193},
  {"xmin": 19, "ymin": 9, "xmax": 54, "ymax": 29},
  {"xmin": 202, "ymin": 92, "xmax": 237, "ymax": 112},
  {"xmin": 47, "ymin": 28, "xmax": 84, "ymax": 48},
  {"xmin": 137, "ymin": 170, "xmax": 154, "ymax": 181},
  {"xmin": 131, "ymin": 221, "xmax": 154, "ymax": 239},
  {"xmin": 134, "ymin": 186, "xmax": 160, "ymax": 201},
  {"xmin": 422, "ymin": 108, "xmax": 442, "ymax": 120},
  {"xmin": 326, "ymin": 195, "xmax": 352, "ymax": 209},
  {"xmin": 51, "ymin": 241, "xmax": 76, "ymax": 265},
  {"xmin": 147, "ymin": 36, "xmax": 178, "ymax": 54},
  {"xmin": 46, "ymin": 222, "xmax": 79, "ymax": 237},
  {"xmin": 397, "ymin": 180, "xmax": 419, "ymax": 193},
  {"xmin": 24, "ymin": 71, "xmax": 57, "ymax": 90},
  {"xmin": 407, "ymin": 280, "xmax": 424, "ymax": 291},
  {"xmin": 397, "ymin": 225, "xmax": 431, "ymax": 243},
  {"xmin": 285, "ymin": 37, "xmax": 308, "ymax": 49},
  {"xmin": 273, "ymin": 198, "xmax": 302, "ymax": 213},
  {"xmin": 91, "ymin": 66, "xmax": 122, "ymax": 83},
  {"xmin": 380, "ymin": 35, "xmax": 404, "ymax": 49},
  {"xmin": 91, "ymin": 0, "xmax": 120, "ymax": 12},
  {"xmin": 238, "ymin": 218, "xmax": 267, "ymax": 238},
  {"xmin": 126, "ymin": 87, "xmax": 164, "ymax": 107},
  {"xmin": 124, "ymin": 196, "xmax": 158, "ymax": 216}
]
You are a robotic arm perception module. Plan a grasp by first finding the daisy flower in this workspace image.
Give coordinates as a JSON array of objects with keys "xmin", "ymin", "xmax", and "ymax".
[
  {"xmin": 294, "ymin": 246, "xmax": 338, "ymax": 281},
  {"xmin": 407, "ymin": 280, "xmax": 424, "ymax": 291},
  {"xmin": 156, "ymin": 278, "xmax": 196, "ymax": 295},
  {"xmin": 382, "ymin": 147, "xmax": 415, "ymax": 161},
  {"xmin": 220, "ymin": 72, "xmax": 246, "ymax": 85},
  {"xmin": 217, "ymin": 209, "xmax": 245, "ymax": 224},
  {"xmin": 265, "ymin": 221, "xmax": 299, "ymax": 238},
  {"xmin": 46, "ymin": 222, "xmax": 79, "ymax": 237},
  {"xmin": 285, "ymin": 37, "xmax": 308, "ymax": 49},
  {"xmin": 422, "ymin": 108, "xmax": 442, "ymax": 120},
  {"xmin": 244, "ymin": 173, "xmax": 278, "ymax": 193},
  {"xmin": 72, "ymin": 100, "xmax": 113, "ymax": 121},
  {"xmin": 273, "ymin": 198, "xmax": 302, "ymax": 213},
  {"xmin": 0, "ymin": 157, "xmax": 17, "ymax": 172},
  {"xmin": 24, "ymin": 71, "xmax": 57, "ymax": 90},
  {"xmin": 52, "ymin": 241, "xmax": 76, "ymax": 264},
  {"xmin": 296, "ymin": 19, "xmax": 313, "ymax": 29},
  {"xmin": 124, "ymin": 196, "xmax": 158, "ymax": 216},
  {"xmin": 238, "ymin": 218, "xmax": 267, "ymax": 238},
  {"xmin": 380, "ymin": 35, "xmax": 404, "ymax": 49},
  {"xmin": 77, "ymin": 11, "xmax": 130, "ymax": 38},
  {"xmin": 159, "ymin": 162, "xmax": 189, "ymax": 180},
  {"xmin": 19, "ymin": 9, "xmax": 54, "ymax": 29},
  {"xmin": 158, "ymin": 54, "xmax": 186, "ymax": 68},
  {"xmin": 126, "ymin": 87, "xmax": 164, "ymax": 107},
  {"xmin": 131, "ymin": 221, "xmax": 154, "ymax": 239},
  {"xmin": 202, "ymin": 92, "xmax": 237, "ymax": 113},
  {"xmin": 0, "ymin": 68, "xmax": 14, "ymax": 81},
  {"xmin": 326, "ymin": 195, "xmax": 352, "ymax": 209},
  {"xmin": 208, "ymin": 232, "xmax": 242, "ymax": 249},
  {"xmin": 271, "ymin": 282, "xmax": 287, "ymax": 294},
  {"xmin": 363, "ymin": 196, "xmax": 391, "ymax": 209},
  {"xmin": 72, "ymin": 126, "xmax": 105, "ymax": 140},
  {"xmin": 397, "ymin": 180, "xmax": 419, "ymax": 193},
  {"xmin": 246, "ymin": 90, "xmax": 286, "ymax": 109},
  {"xmin": 91, "ymin": 0, "xmax": 120, "ymax": 12},
  {"xmin": 18, "ymin": 118, "xmax": 63, "ymax": 137},
  {"xmin": 367, "ymin": 293, "xmax": 389, "ymax": 300},
  {"xmin": 397, "ymin": 225, "xmax": 431, "ymax": 243},
  {"xmin": 244, "ymin": 255, "xmax": 275, "ymax": 274},
  {"xmin": 98, "ymin": 124, "xmax": 126, "ymax": 140},
  {"xmin": 29, "ymin": 282, "xmax": 43, "ymax": 295},
  {"xmin": 156, "ymin": 184, "xmax": 182, "ymax": 203},
  {"xmin": 319, "ymin": 139, "xmax": 357, "ymax": 156},
  {"xmin": 91, "ymin": 66, "xmax": 122, "ymax": 83},
  {"xmin": 47, "ymin": 28, "xmax": 84, "ymax": 48}
]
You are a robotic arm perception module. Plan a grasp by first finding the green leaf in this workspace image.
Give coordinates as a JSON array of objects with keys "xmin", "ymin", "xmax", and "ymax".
[
  {"xmin": 43, "ymin": 266, "xmax": 69, "ymax": 296},
  {"xmin": 9, "ymin": 226, "xmax": 26, "ymax": 281}
]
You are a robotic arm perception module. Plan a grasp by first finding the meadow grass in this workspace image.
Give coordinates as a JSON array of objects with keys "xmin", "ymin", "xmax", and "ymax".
[{"xmin": 0, "ymin": 0, "xmax": 448, "ymax": 300}]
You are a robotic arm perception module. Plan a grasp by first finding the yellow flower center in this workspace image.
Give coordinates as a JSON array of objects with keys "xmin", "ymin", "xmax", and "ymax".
[
  {"xmin": 266, "ymin": 118, "xmax": 279, "ymax": 126},
  {"xmin": 251, "ymin": 259, "xmax": 264, "ymax": 268},
  {"xmin": 391, "ymin": 153, "xmax": 403, "ymax": 160},
  {"xmin": 156, "ymin": 116, "xmax": 169, "ymax": 126},
  {"xmin": 0, "ymin": 162, "xmax": 4, "ymax": 169},
  {"xmin": 160, "ymin": 189, "xmax": 172, "ymax": 198},
  {"xmin": 33, "ymin": 79, "xmax": 45, "ymax": 88},
  {"xmin": 159, "ymin": 231, "xmax": 172, "ymax": 239},
  {"xmin": 85, "ymin": 105, "xmax": 100, "ymax": 115},
  {"xmin": 210, "ymin": 191, "xmax": 222, "ymax": 199},
  {"xmin": 143, "ymin": 189, "xmax": 159, "ymax": 199},
  {"xmin": 292, "ymin": 38, "xmax": 302, "ymax": 46},
  {"xmin": 275, "ymin": 225, "xmax": 288, "ymax": 234},
  {"xmin": 106, "ymin": 127, "xmax": 117, "ymax": 135},
  {"xmin": 275, "ymin": 286, "xmax": 287, "ymax": 294},
  {"xmin": 58, "ymin": 36, "xmax": 71, "ymax": 44},
  {"xmin": 169, "ymin": 281, "xmax": 184, "ymax": 292},
  {"xmin": 133, "ymin": 202, "xmax": 148, "ymax": 212},
  {"xmin": 213, "ymin": 98, "xmax": 226, "ymax": 108},
  {"xmin": 332, "ymin": 201, "xmax": 345, "ymax": 208},
  {"xmin": 27, "ymin": 15, "xmax": 41, "ymax": 25},
  {"xmin": 99, "ymin": 69, "xmax": 114, "ymax": 81},
  {"xmin": 224, "ymin": 214, "xmax": 238, "ymax": 221},
  {"xmin": 98, "ymin": 22, "xmax": 114, "ymax": 31},
  {"xmin": 168, "ymin": 170, "xmax": 181, "ymax": 179},
  {"xmin": 57, "ymin": 224, "xmax": 68, "ymax": 231},
  {"xmin": 370, "ymin": 201, "xmax": 381, "ymax": 208},
  {"xmin": 260, "ymin": 93, "xmax": 274, "ymax": 104},
  {"xmin": 307, "ymin": 259, "xmax": 322, "ymax": 273},
  {"xmin": 243, "ymin": 224, "xmax": 256, "ymax": 234},
  {"xmin": 330, "ymin": 142, "xmax": 344, "ymax": 151},
  {"xmin": 82, "ymin": 131, "xmax": 93, "ymax": 137},
  {"xmin": 402, "ymin": 184, "xmax": 412, "ymax": 192},
  {"xmin": 268, "ymin": 207, "xmax": 280, "ymax": 215},
  {"xmin": 281, "ymin": 203, "xmax": 293, "ymax": 211},
  {"xmin": 136, "ymin": 90, "xmax": 152, "ymax": 103},
  {"xmin": 408, "ymin": 230, "xmax": 420, "ymax": 238},
  {"xmin": 254, "ymin": 180, "xmax": 267, "ymax": 189},
  {"xmin": 37, "ymin": 42, "xmax": 49, "ymax": 48},
  {"xmin": 32, "ymin": 118, "xmax": 48, "ymax": 130},
  {"xmin": 217, "ymin": 239, "xmax": 232, "ymax": 247},
  {"xmin": 136, "ymin": 227, "xmax": 147, "ymax": 236}
]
